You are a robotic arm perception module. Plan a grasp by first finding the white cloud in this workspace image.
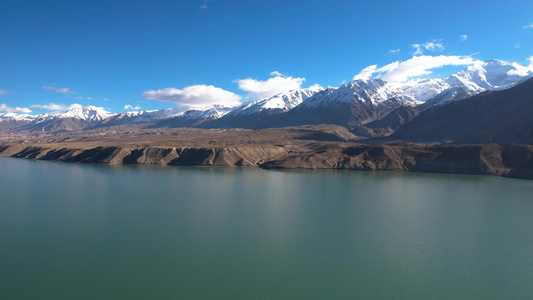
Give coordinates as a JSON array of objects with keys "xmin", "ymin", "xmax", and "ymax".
[
  {"xmin": 200, "ymin": 0, "xmax": 208, "ymax": 9},
  {"xmin": 389, "ymin": 49, "xmax": 400, "ymax": 54},
  {"xmin": 459, "ymin": 35, "xmax": 468, "ymax": 41},
  {"xmin": 354, "ymin": 65, "xmax": 378, "ymax": 80},
  {"xmin": 515, "ymin": 43, "xmax": 522, "ymax": 49},
  {"xmin": 412, "ymin": 39, "xmax": 444, "ymax": 55},
  {"xmin": 308, "ymin": 83, "xmax": 324, "ymax": 90},
  {"xmin": 31, "ymin": 103, "xmax": 70, "ymax": 111},
  {"xmin": 523, "ymin": 22, "xmax": 533, "ymax": 29},
  {"xmin": 43, "ymin": 86, "xmax": 72, "ymax": 93},
  {"xmin": 270, "ymin": 71, "xmax": 283, "ymax": 76},
  {"xmin": 236, "ymin": 74, "xmax": 306, "ymax": 100},
  {"xmin": 142, "ymin": 85, "xmax": 241, "ymax": 109},
  {"xmin": 75, "ymin": 96, "xmax": 92, "ymax": 100},
  {"xmin": 528, "ymin": 56, "xmax": 533, "ymax": 71},
  {"xmin": 124, "ymin": 104, "xmax": 141, "ymax": 110},
  {"xmin": 0, "ymin": 90, "xmax": 6, "ymax": 96},
  {"xmin": 31, "ymin": 103, "xmax": 110, "ymax": 112},
  {"xmin": 0, "ymin": 103, "xmax": 32, "ymax": 113},
  {"xmin": 412, "ymin": 44, "xmax": 423, "ymax": 55},
  {"xmin": 353, "ymin": 55, "xmax": 477, "ymax": 82}
]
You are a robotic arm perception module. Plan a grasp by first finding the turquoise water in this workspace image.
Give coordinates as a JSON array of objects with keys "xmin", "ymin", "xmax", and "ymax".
[{"xmin": 1, "ymin": 157, "xmax": 533, "ymax": 299}]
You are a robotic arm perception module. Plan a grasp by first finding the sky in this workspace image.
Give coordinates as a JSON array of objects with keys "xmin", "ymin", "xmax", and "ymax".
[{"xmin": 1, "ymin": 0, "xmax": 532, "ymax": 115}]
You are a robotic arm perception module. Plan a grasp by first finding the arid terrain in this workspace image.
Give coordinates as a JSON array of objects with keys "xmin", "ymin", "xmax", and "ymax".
[{"xmin": 1, "ymin": 125, "xmax": 532, "ymax": 179}]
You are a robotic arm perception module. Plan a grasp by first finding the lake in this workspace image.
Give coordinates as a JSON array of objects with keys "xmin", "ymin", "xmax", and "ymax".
[{"xmin": 1, "ymin": 157, "xmax": 532, "ymax": 299}]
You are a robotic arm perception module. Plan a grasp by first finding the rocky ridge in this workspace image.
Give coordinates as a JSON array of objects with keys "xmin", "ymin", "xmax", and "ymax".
[{"xmin": 1, "ymin": 142, "xmax": 532, "ymax": 179}]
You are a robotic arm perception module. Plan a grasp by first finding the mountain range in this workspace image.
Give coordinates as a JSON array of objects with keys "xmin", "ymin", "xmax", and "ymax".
[{"xmin": 1, "ymin": 59, "xmax": 532, "ymax": 144}]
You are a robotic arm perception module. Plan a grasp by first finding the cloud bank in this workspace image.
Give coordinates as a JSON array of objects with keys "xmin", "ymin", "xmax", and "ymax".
[
  {"xmin": 412, "ymin": 39, "xmax": 444, "ymax": 55},
  {"xmin": 31, "ymin": 103, "xmax": 70, "ymax": 111},
  {"xmin": 236, "ymin": 73, "xmax": 306, "ymax": 100},
  {"xmin": 43, "ymin": 86, "xmax": 72, "ymax": 93},
  {"xmin": 0, "ymin": 103, "xmax": 32, "ymax": 113},
  {"xmin": 142, "ymin": 85, "xmax": 241, "ymax": 109},
  {"xmin": 124, "ymin": 104, "xmax": 141, "ymax": 110},
  {"xmin": 353, "ymin": 55, "xmax": 477, "ymax": 82}
]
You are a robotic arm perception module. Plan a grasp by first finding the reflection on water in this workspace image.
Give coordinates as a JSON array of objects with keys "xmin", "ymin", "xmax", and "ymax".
[{"xmin": 1, "ymin": 158, "xmax": 533, "ymax": 299}]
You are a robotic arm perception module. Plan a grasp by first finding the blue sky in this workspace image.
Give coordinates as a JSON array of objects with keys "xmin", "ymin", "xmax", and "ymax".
[{"xmin": 1, "ymin": 0, "xmax": 532, "ymax": 114}]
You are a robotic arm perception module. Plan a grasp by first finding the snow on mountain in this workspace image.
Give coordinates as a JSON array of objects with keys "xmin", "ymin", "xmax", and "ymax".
[
  {"xmin": 228, "ymin": 86, "xmax": 323, "ymax": 116},
  {"xmin": 299, "ymin": 79, "xmax": 421, "ymax": 109},
  {"xmin": 273, "ymin": 59, "xmax": 532, "ymax": 131},
  {"xmin": 100, "ymin": 107, "xmax": 185, "ymax": 126},
  {"xmin": 454, "ymin": 59, "xmax": 531, "ymax": 90},
  {"xmin": 0, "ymin": 113, "xmax": 36, "ymax": 123},
  {"xmin": 301, "ymin": 59, "xmax": 532, "ymax": 110},
  {"xmin": 34, "ymin": 104, "xmax": 116, "ymax": 123},
  {"xmin": 151, "ymin": 105, "xmax": 236, "ymax": 128},
  {"xmin": 391, "ymin": 79, "xmax": 450, "ymax": 103},
  {"xmin": 171, "ymin": 105, "xmax": 234, "ymax": 120},
  {"xmin": 0, "ymin": 113, "xmax": 37, "ymax": 129},
  {"xmin": 196, "ymin": 87, "xmax": 323, "ymax": 129},
  {"xmin": 2, "ymin": 59, "xmax": 530, "ymax": 133},
  {"xmin": 399, "ymin": 59, "xmax": 532, "ymax": 106}
]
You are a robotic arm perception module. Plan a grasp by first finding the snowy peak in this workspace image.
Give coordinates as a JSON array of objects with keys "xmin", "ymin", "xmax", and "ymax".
[
  {"xmin": 278, "ymin": 58, "xmax": 532, "ymax": 130},
  {"xmin": 301, "ymin": 79, "xmax": 420, "ymax": 109},
  {"xmin": 109, "ymin": 108, "xmax": 184, "ymax": 124},
  {"xmin": 57, "ymin": 104, "xmax": 116, "ymax": 122},
  {"xmin": 358, "ymin": 59, "xmax": 532, "ymax": 107},
  {"xmin": 393, "ymin": 78, "xmax": 450, "ymax": 103},
  {"xmin": 0, "ymin": 113, "xmax": 36, "ymax": 123},
  {"xmin": 418, "ymin": 59, "xmax": 532, "ymax": 106},
  {"xmin": 176, "ymin": 105, "xmax": 234, "ymax": 120},
  {"xmin": 227, "ymin": 86, "xmax": 323, "ymax": 117},
  {"xmin": 452, "ymin": 59, "xmax": 531, "ymax": 91},
  {"xmin": 35, "ymin": 104, "xmax": 116, "ymax": 123},
  {"xmin": 2, "ymin": 59, "xmax": 531, "ymax": 133}
]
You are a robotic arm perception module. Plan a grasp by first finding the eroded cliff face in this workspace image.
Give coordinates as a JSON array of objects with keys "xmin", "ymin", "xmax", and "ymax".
[
  {"xmin": 262, "ymin": 144, "xmax": 533, "ymax": 177},
  {"xmin": 0, "ymin": 145, "xmax": 287, "ymax": 167},
  {"xmin": 1, "ymin": 143, "xmax": 533, "ymax": 179}
]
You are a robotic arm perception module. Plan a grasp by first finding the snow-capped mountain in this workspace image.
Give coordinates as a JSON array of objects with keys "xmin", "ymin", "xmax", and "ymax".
[
  {"xmin": 300, "ymin": 59, "xmax": 531, "ymax": 110},
  {"xmin": 390, "ymin": 77, "xmax": 533, "ymax": 144},
  {"xmin": 151, "ymin": 105, "xmax": 235, "ymax": 128},
  {"xmin": 33, "ymin": 104, "xmax": 116, "ymax": 124},
  {"xmin": 2, "ymin": 59, "xmax": 531, "ymax": 134},
  {"xmin": 229, "ymin": 85, "xmax": 323, "ymax": 116},
  {"xmin": 298, "ymin": 79, "xmax": 420, "ymax": 109},
  {"xmin": 199, "ymin": 86, "xmax": 323, "ymax": 129},
  {"xmin": 415, "ymin": 59, "xmax": 532, "ymax": 107},
  {"xmin": 0, "ymin": 113, "xmax": 36, "ymax": 123},
  {"xmin": 16, "ymin": 105, "xmax": 116, "ymax": 132},
  {"xmin": 0, "ymin": 113, "xmax": 37, "ymax": 129},
  {"xmin": 274, "ymin": 59, "xmax": 532, "ymax": 130},
  {"xmin": 97, "ymin": 107, "xmax": 185, "ymax": 127}
]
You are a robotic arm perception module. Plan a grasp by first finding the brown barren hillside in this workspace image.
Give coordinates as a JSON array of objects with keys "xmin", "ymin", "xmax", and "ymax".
[{"xmin": 1, "ymin": 125, "xmax": 533, "ymax": 179}]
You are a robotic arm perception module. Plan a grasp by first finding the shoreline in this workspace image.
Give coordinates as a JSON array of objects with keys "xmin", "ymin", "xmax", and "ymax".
[{"xmin": 2, "ymin": 143, "xmax": 532, "ymax": 180}]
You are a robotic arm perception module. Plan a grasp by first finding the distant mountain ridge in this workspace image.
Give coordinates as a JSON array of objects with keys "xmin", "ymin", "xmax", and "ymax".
[
  {"xmin": 198, "ymin": 86, "xmax": 323, "ymax": 129},
  {"xmin": 388, "ymin": 77, "xmax": 533, "ymax": 144},
  {"xmin": 1, "ymin": 59, "xmax": 531, "ymax": 139}
]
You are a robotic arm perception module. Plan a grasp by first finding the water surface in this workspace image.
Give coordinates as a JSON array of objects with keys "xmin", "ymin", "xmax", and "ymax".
[{"xmin": 1, "ymin": 158, "xmax": 532, "ymax": 299}]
